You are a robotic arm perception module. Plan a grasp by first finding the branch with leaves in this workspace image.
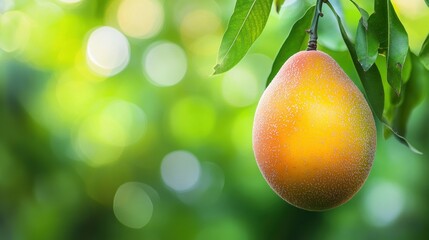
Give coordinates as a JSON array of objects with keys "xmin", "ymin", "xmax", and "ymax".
[{"xmin": 215, "ymin": 0, "xmax": 429, "ymax": 153}]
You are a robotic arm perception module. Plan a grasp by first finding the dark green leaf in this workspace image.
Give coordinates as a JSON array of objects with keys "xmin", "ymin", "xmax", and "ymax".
[
  {"xmin": 370, "ymin": 0, "xmax": 388, "ymax": 51},
  {"xmin": 418, "ymin": 33, "xmax": 429, "ymax": 70},
  {"xmin": 266, "ymin": 6, "xmax": 315, "ymax": 86},
  {"xmin": 355, "ymin": 15, "xmax": 379, "ymax": 71},
  {"xmin": 351, "ymin": 0, "xmax": 377, "ymax": 71},
  {"xmin": 275, "ymin": 0, "xmax": 285, "ymax": 12},
  {"xmin": 383, "ymin": 124, "xmax": 422, "ymax": 154},
  {"xmin": 386, "ymin": 1, "xmax": 408, "ymax": 95},
  {"xmin": 368, "ymin": 0, "xmax": 408, "ymax": 96},
  {"xmin": 387, "ymin": 52, "xmax": 412, "ymax": 108},
  {"xmin": 425, "ymin": 0, "xmax": 429, "ymax": 7},
  {"xmin": 327, "ymin": 1, "xmax": 421, "ymax": 154},
  {"xmin": 214, "ymin": 0, "xmax": 273, "ymax": 74},
  {"xmin": 392, "ymin": 54, "xmax": 426, "ymax": 138}
]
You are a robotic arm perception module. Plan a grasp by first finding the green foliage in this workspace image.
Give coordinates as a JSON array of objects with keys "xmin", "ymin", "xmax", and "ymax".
[
  {"xmin": 352, "ymin": 0, "xmax": 378, "ymax": 71},
  {"xmin": 386, "ymin": 1, "xmax": 408, "ymax": 95},
  {"xmin": 392, "ymin": 54, "xmax": 426, "ymax": 137},
  {"xmin": 215, "ymin": 0, "xmax": 427, "ymax": 153},
  {"xmin": 214, "ymin": 0, "xmax": 273, "ymax": 74}
]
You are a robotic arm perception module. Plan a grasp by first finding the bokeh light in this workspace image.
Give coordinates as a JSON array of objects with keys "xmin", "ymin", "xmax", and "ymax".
[
  {"xmin": 364, "ymin": 181, "xmax": 405, "ymax": 227},
  {"xmin": 180, "ymin": 8, "xmax": 221, "ymax": 43},
  {"xmin": 86, "ymin": 26, "xmax": 130, "ymax": 77},
  {"xmin": 0, "ymin": 0, "xmax": 14, "ymax": 12},
  {"xmin": 222, "ymin": 68, "xmax": 259, "ymax": 107},
  {"xmin": 161, "ymin": 150, "xmax": 201, "ymax": 192},
  {"xmin": 98, "ymin": 100, "xmax": 146, "ymax": 147},
  {"xmin": 75, "ymin": 100, "xmax": 146, "ymax": 166},
  {"xmin": 117, "ymin": 0, "xmax": 164, "ymax": 39},
  {"xmin": 113, "ymin": 182, "xmax": 154, "ymax": 229},
  {"xmin": 0, "ymin": 11, "xmax": 32, "ymax": 52},
  {"xmin": 174, "ymin": 1, "xmax": 223, "ymax": 77},
  {"xmin": 222, "ymin": 54, "xmax": 269, "ymax": 107},
  {"xmin": 143, "ymin": 41, "xmax": 188, "ymax": 87}
]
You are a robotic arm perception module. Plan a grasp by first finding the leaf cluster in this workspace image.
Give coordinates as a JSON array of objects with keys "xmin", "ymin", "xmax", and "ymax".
[{"xmin": 215, "ymin": 0, "xmax": 429, "ymax": 153}]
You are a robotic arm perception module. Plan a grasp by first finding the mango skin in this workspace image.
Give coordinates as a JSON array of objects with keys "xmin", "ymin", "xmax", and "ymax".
[{"xmin": 252, "ymin": 51, "xmax": 376, "ymax": 211}]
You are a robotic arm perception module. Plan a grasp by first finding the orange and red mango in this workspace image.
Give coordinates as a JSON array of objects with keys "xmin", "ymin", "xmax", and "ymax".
[{"xmin": 253, "ymin": 51, "xmax": 376, "ymax": 211}]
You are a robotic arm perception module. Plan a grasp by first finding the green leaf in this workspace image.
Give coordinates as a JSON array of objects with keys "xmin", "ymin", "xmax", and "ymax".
[
  {"xmin": 327, "ymin": 1, "xmax": 421, "ymax": 154},
  {"xmin": 275, "ymin": 0, "xmax": 285, "ymax": 12},
  {"xmin": 392, "ymin": 53, "xmax": 425, "ymax": 138},
  {"xmin": 386, "ymin": 1, "xmax": 408, "ymax": 95},
  {"xmin": 214, "ymin": 0, "xmax": 273, "ymax": 74},
  {"xmin": 354, "ymin": 9, "xmax": 379, "ymax": 71},
  {"xmin": 425, "ymin": 0, "xmax": 429, "ymax": 7},
  {"xmin": 326, "ymin": 2, "xmax": 384, "ymax": 120},
  {"xmin": 382, "ymin": 53, "xmax": 426, "ymax": 154},
  {"xmin": 266, "ymin": 6, "xmax": 315, "ymax": 86},
  {"xmin": 368, "ymin": 0, "xmax": 408, "ymax": 96},
  {"xmin": 351, "ymin": 0, "xmax": 378, "ymax": 71},
  {"xmin": 383, "ymin": 124, "xmax": 422, "ymax": 154},
  {"xmin": 418, "ymin": 33, "xmax": 429, "ymax": 70},
  {"xmin": 370, "ymin": 0, "xmax": 388, "ymax": 52}
]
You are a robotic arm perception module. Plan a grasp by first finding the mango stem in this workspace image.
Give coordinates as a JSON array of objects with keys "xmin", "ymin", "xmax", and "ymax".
[{"xmin": 307, "ymin": 0, "xmax": 325, "ymax": 51}]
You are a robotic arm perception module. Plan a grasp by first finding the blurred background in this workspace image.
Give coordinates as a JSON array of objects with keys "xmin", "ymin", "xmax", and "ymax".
[{"xmin": 1, "ymin": 0, "xmax": 429, "ymax": 239}]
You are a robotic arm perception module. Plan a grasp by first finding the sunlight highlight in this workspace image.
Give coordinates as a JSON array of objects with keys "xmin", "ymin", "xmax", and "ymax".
[
  {"xmin": 0, "ymin": 11, "xmax": 32, "ymax": 52},
  {"xmin": 114, "ymin": 182, "xmax": 154, "ymax": 229},
  {"xmin": 86, "ymin": 26, "xmax": 130, "ymax": 77},
  {"xmin": 161, "ymin": 150, "xmax": 201, "ymax": 192},
  {"xmin": 143, "ymin": 41, "xmax": 188, "ymax": 87},
  {"xmin": 222, "ymin": 54, "xmax": 269, "ymax": 107},
  {"xmin": 0, "ymin": 0, "xmax": 14, "ymax": 12},
  {"xmin": 98, "ymin": 100, "xmax": 146, "ymax": 147},
  {"xmin": 222, "ymin": 68, "xmax": 259, "ymax": 107},
  {"xmin": 364, "ymin": 181, "xmax": 405, "ymax": 227},
  {"xmin": 117, "ymin": 0, "xmax": 163, "ymax": 39},
  {"xmin": 180, "ymin": 9, "xmax": 221, "ymax": 42}
]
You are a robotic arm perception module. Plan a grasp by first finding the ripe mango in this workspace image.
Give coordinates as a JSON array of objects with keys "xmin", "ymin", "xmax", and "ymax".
[{"xmin": 252, "ymin": 51, "xmax": 376, "ymax": 211}]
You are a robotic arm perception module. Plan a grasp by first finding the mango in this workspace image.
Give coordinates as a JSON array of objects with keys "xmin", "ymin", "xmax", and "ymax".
[{"xmin": 252, "ymin": 50, "xmax": 376, "ymax": 211}]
